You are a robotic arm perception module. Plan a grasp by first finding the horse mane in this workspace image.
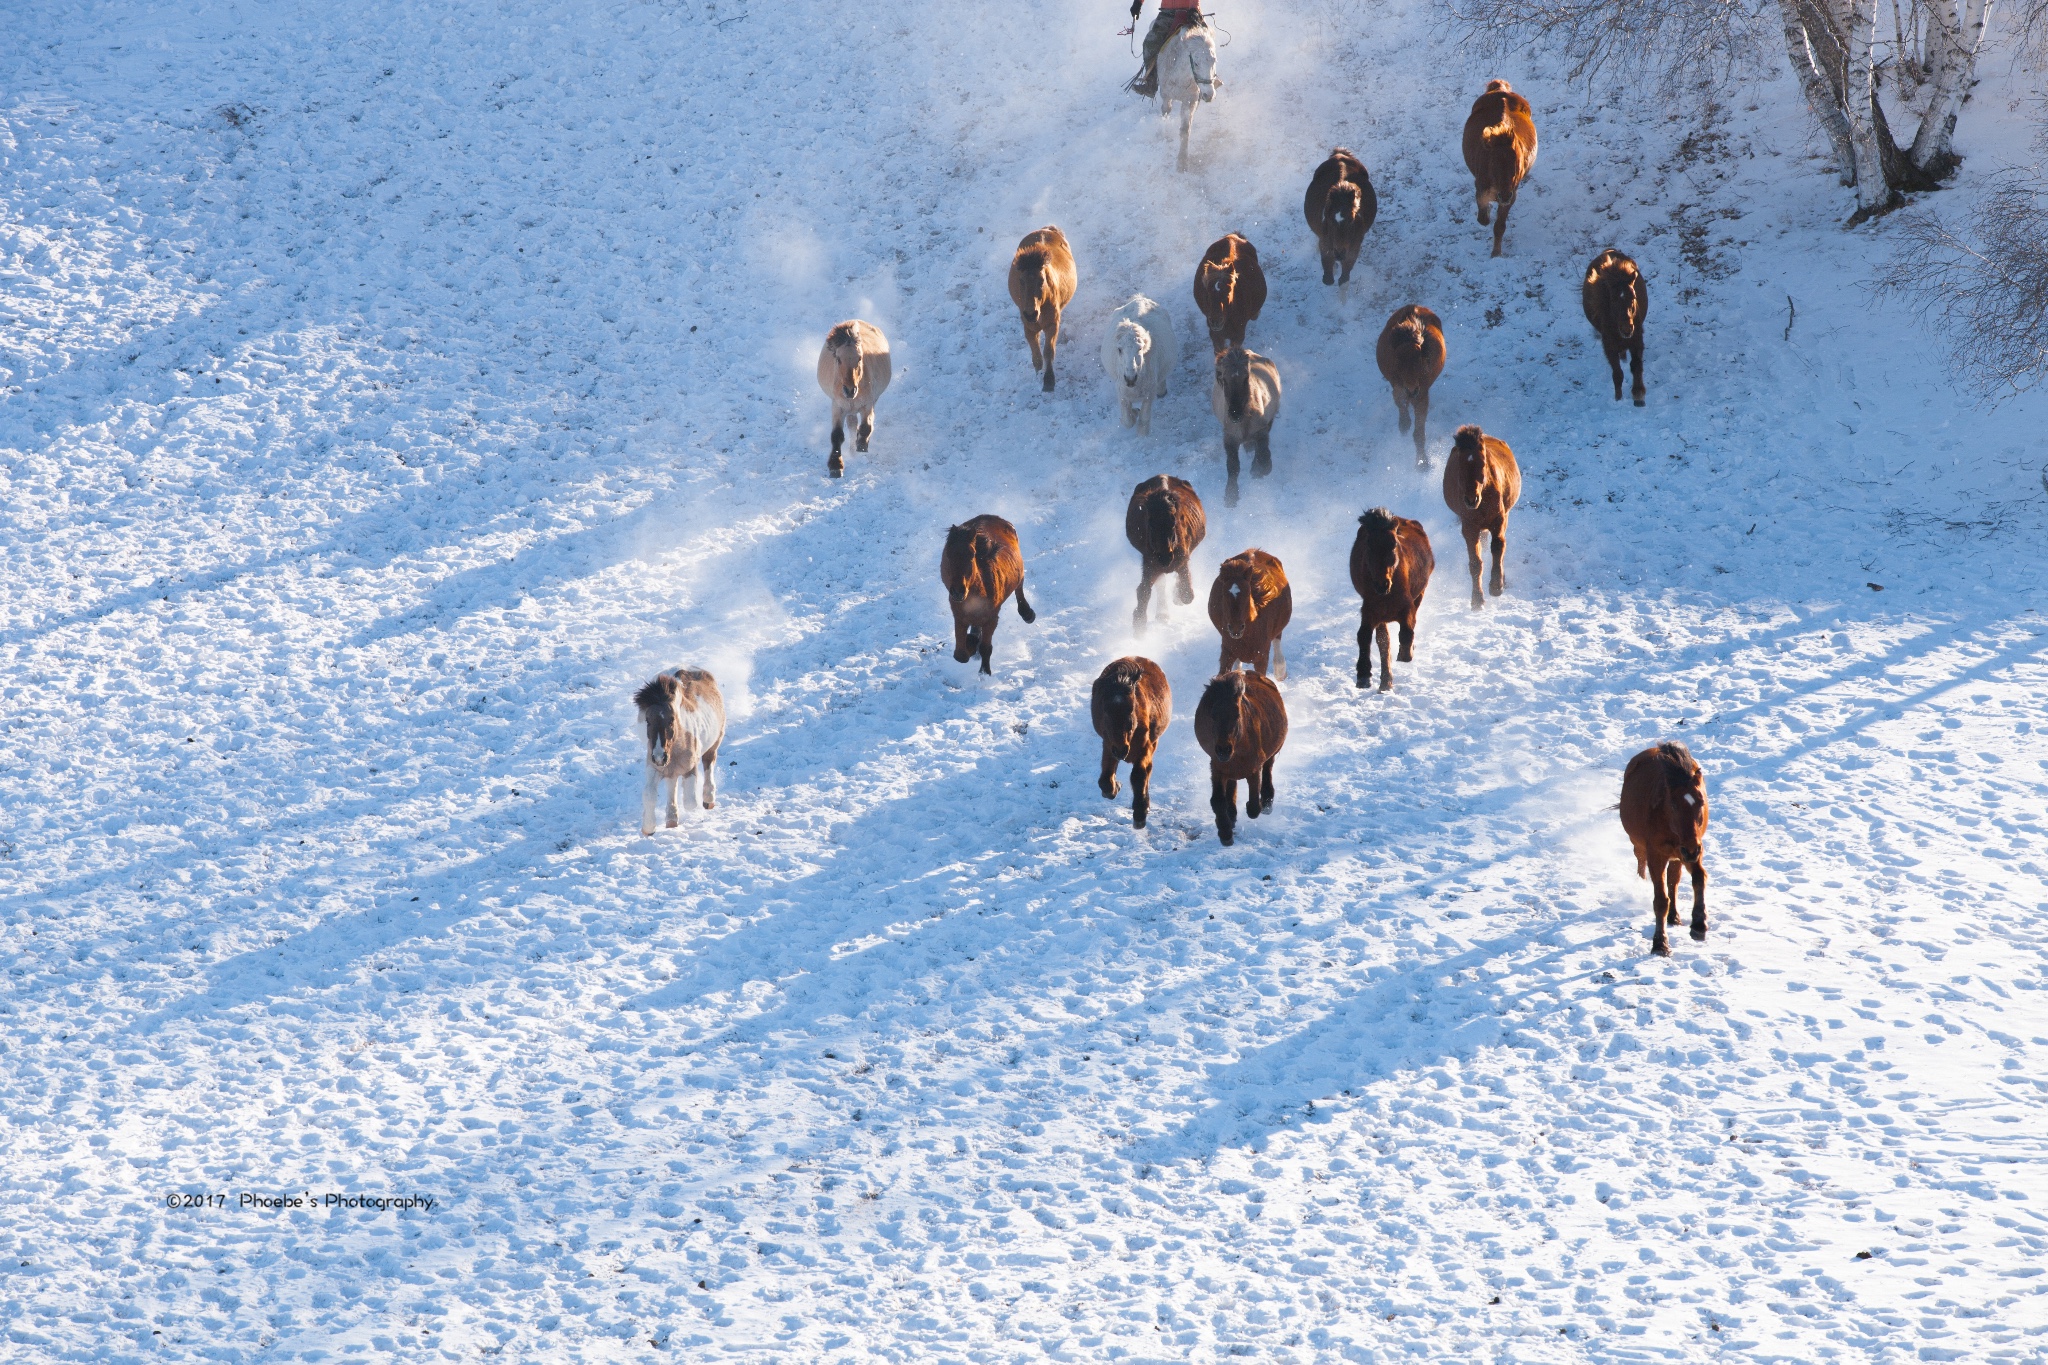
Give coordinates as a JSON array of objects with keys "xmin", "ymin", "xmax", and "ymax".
[
  {"xmin": 1146, "ymin": 487, "xmax": 1182, "ymax": 557},
  {"xmin": 1485, "ymin": 78, "xmax": 1513, "ymax": 94},
  {"xmin": 1452, "ymin": 424, "xmax": 1484, "ymax": 456},
  {"xmin": 1654, "ymin": 741, "xmax": 1701, "ymax": 788},
  {"xmin": 826, "ymin": 320, "xmax": 860, "ymax": 349},
  {"xmin": 633, "ymin": 674, "xmax": 675, "ymax": 714},
  {"xmin": 1392, "ymin": 313, "xmax": 1427, "ymax": 351}
]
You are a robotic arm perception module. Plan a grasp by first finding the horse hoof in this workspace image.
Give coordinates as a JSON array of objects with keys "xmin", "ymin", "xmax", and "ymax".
[
  {"xmin": 1633, "ymin": 396, "xmax": 1647, "ymax": 408},
  {"xmin": 1652, "ymin": 941, "xmax": 1673, "ymax": 958},
  {"xmin": 1690, "ymin": 925, "xmax": 1708, "ymax": 943},
  {"xmin": 1100, "ymin": 777, "xmax": 1119, "ymax": 800},
  {"xmin": 1355, "ymin": 673, "xmax": 1370, "ymax": 690},
  {"xmin": 1470, "ymin": 597, "xmax": 1484, "ymax": 611},
  {"xmin": 641, "ymin": 829, "xmax": 655, "ymax": 838},
  {"xmin": 1416, "ymin": 459, "xmax": 1432, "ymax": 472},
  {"xmin": 1378, "ymin": 680, "xmax": 1393, "ymax": 693},
  {"xmin": 666, "ymin": 818, "xmax": 679, "ymax": 829},
  {"xmin": 1132, "ymin": 812, "xmax": 1148, "ymax": 830},
  {"xmin": 1217, "ymin": 831, "xmax": 1234, "ymax": 846}
]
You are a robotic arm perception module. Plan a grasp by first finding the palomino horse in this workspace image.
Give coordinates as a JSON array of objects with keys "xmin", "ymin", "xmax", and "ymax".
[
  {"xmin": 1158, "ymin": 23, "xmax": 1221, "ymax": 172},
  {"xmin": 940, "ymin": 515, "xmax": 1038, "ymax": 674},
  {"xmin": 815, "ymin": 320, "xmax": 892, "ymax": 477},
  {"xmin": 1619, "ymin": 742, "xmax": 1710, "ymax": 956},
  {"xmin": 633, "ymin": 668, "xmax": 727, "ymax": 836},
  {"xmin": 1092, "ymin": 656, "xmax": 1171, "ymax": 829},
  {"xmin": 1442, "ymin": 424, "xmax": 1522, "ymax": 609},
  {"xmin": 1124, "ymin": 474, "xmax": 1206, "ymax": 635},
  {"xmin": 1208, "ymin": 548, "xmax": 1292, "ymax": 679},
  {"xmin": 1583, "ymin": 248, "xmax": 1649, "ymax": 405},
  {"xmin": 1194, "ymin": 671, "xmax": 1287, "ymax": 846},
  {"xmin": 1007, "ymin": 226, "xmax": 1078, "ymax": 393},
  {"xmin": 1348, "ymin": 507, "xmax": 1434, "ymax": 692}
]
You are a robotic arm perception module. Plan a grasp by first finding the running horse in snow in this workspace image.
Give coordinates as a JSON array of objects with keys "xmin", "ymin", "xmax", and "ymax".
[
  {"xmin": 1194, "ymin": 670, "xmax": 1287, "ymax": 846},
  {"xmin": 1158, "ymin": 22, "xmax": 1221, "ymax": 173},
  {"xmin": 816, "ymin": 319, "xmax": 892, "ymax": 477},
  {"xmin": 940, "ymin": 514, "xmax": 1038, "ymax": 675},
  {"xmin": 1208, "ymin": 548, "xmax": 1292, "ymax": 680},
  {"xmin": 634, "ymin": 667, "xmax": 727, "ymax": 836},
  {"xmin": 1619, "ymin": 742, "xmax": 1710, "ymax": 956},
  {"xmin": 1462, "ymin": 79, "xmax": 1538, "ymax": 258}
]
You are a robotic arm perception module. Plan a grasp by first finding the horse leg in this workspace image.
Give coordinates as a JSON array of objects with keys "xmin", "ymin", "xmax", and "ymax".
[
  {"xmin": 1224, "ymin": 438, "xmax": 1241, "ymax": 508},
  {"xmin": 952, "ymin": 609, "xmax": 976, "ymax": 664},
  {"xmin": 1210, "ymin": 773, "xmax": 1237, "ymax": 846},
  {"xmin": 1650, "ymin": 857, "xmax": 1672, "ymax": 956},
  {"xmin": 1098, "ymin": 734, "xmax": 1122, "ymax": 801},
  {"xmin": 1251, "ymin": 429, "xmax": 1272, "ymax": 479},
  {"xmin": 1491, "ymin": 193, "xmax": 1512, "ymax": 258},
  {"xmin": 1259, "ymin": 756, "xmax": 1275, "ymax": 815},
  {"xmin": 665, "ymin": 770, "xmax": 682, "ymax": 828},
  {"xmin": 1687, "ymin": 855, "xmax": 1709, "ymax": 941},
  {"xmin": 1355, "ymin": 616, "xmax": 1373, "ymax": 689},
  {"xmin": 1393, "ymin": 387, "xmax": 1411, "ymax": 435},
  {"xmin": 1041, "ymin": 314, "xmax": 1059, "ymax": 393},
  {"xmin": 1463, "ymin": 521, "xmax": 1485, "ymax": 610},
  {"xmin": 1376, "ymin": 622, "xmax": 1394, "ymax": 692},
  {"xmin": 1134, "ymin": 564, "xmax": 1158, "ymax": 634},
  {"xmin": 977, "ymin": 619, "xmax": 996, "ymax": 675},
  {"xmin": 856, "ymin": 404, "xmax": 874, "ymax": 453},
  {"xmin": 829, "ymin": 401, "xmax": 846, "ymax": 477},
  {"xmin": 1175, "ymin": 563, "xmax": 1195, "ymax": 606},
  {"xmin": 1023, "ymin": 319, "xmax": 1043, "ymax": 375},
  {"xmin": 700, "ymin": 741, "xmax": 719, "ymax": 811},
  {"xmin": 1412, "ymin": 385, "xmax": 1432, "ymax": 470},
  {"xmin": 1398, "ymin": 612, "xmax": 1417, "ymax": 662},
  {"xmin": 1605, "ymin": 337, "xmax": 1626, "ymax": 402},
  {"xmin": 1130, "ymin": 755, "xmax": 1153, "ymax": 830},
  {"xmin": 1488, "ymin": 521, "xmax": 1509, "ymax": 598},
  {"xmin": 1320, "ymin": 240, "xmax": 1336, "ymax": 288},
  {"xmin": 1268, "ymin": 633, "xmax": 1287, "ymax": 682},
  {"xmin": 641, "ymin": 765, "xmax": 660, "ymax": 837},
  {"xmin": 1665, "ymin": 859, "xmax": 1683, "ymax": 927},
  {"xmin": 681, "ymin": 742, "xmax": 703, "ymax": 814},
  {"xmin": 1630, "ymin": 336, "xmax": 1646, "ymax": 407},
  {"xmin": 1137, "ymin": 391, "xmax": 1153, "ymax": 436},
  {"xmin": 1474, "ymin": 182, "xmax": 1494, "ymax": 226},
  {"xmin": 1178, "ymin": 97, "xmax": 1193, "ymax": 172}
]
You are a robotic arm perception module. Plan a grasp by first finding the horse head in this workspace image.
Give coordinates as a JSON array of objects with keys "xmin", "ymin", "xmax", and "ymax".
[
  {"xmin": 1115, "ymin": 318, "xmax": 1150, "ymax": 390},
  {"xmin": 1188, "ymin": 33, "xmax": 1219, "ymax": 100},
  {"xmin": 1358, "ymin": 508, "xmax": 1400, "ymax": 595},
  {"xmin": 1205, "ymin": 672, "xmax": 1250, "ymax": 763},
  {"xmin": 1326, "ymin": 180, "xmax": 1363, "ymax": 230},
  {"xmin": 1452, "ymin": 425, "xmax": 1489, "ymax": 511},
  {"xmin": 1657, "ymin": 742, "xmax": 1708, "ymax": 855},
  {"xmin": 1217, "ymin": 564, "xmax": 1261, "ymax": 642},
  {"xmin": 1215, "ymin": 344, "xmax": 1251, "ymax": 422},
  {"xmin": 828, "ymin": 324, "xmax": 864, "ymax": 400},
  {"xmin": 1101, "ymin": 663, "xmax": 1143, "ymax": 757},
  {"xmin": 1589, "ymin": 253, "xmax": 1641, "ymax": 340},
  {"xmin": 633, "ymin": 675, "xmax": 679, "ymax": 768},
  {"xmin": 943, "ymin": 523, "xmax": 978, "ymax": 604}
]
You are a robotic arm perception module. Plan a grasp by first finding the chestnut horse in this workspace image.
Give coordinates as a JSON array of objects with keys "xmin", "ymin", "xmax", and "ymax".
[
  {"xmin": 1194, "ymin": 670, "xmax": 1288, "ymax": 846},
  {"xmin": 1303, "ymin": 148, "xmax": 1378, "ymax": 295},
  {"xmin": 1208, "ymin": 548, "xmax": 1292, "ymax": 679},
  {"xmin": 1374, "ymin": 305, "xmax": 1446, "ymax": 470},
  {"xmin": 633, "ymin": 667, "xmax": 726, "ymax": 836},
  {"xmin": 1092, "ymin": 656, "xmax": 1171, "ymax": 829},
  {"xmin": 1125, "ymin": 474, "xmax": 1207, "ymax": 634},
  {"xmin": 1619, "ymin": 742, "xmax": 1710, "ymax": 956},
  {"xmin": 1211, "ymin": 344, "xmax": 1281, "ymax": 507},
  {"xmin": 1461, "ymin": 79, "xmax": 1538, "ymax": 257},
  {"xmin": 815, "ymin": 319, "xmax": 893, "ymax": 477},
  {"xmin": 1442, "ymin": 424, "xmax": 1521, "ymax": 609},
  {"xmin": 1348, "ymin": 507, "xmax": 1434, "ymax": 692},
  {"xmin": 940, "ymin": 515, "xmax": 1038, "ymax": 674},
  {"xmin": 1194, "ymin": 233, "xmax": 1266, "ymax": 352},
  {"xmin": 1583, "ymin": 248, "xmax": 1649, "ymax": 406},
  {"xmin": 1008, "ymin": 226, "xmax": 1078, "ymax": 393}
]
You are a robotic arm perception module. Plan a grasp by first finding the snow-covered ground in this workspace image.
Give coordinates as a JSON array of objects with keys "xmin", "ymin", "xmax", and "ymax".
[{"xmin": 3, "ymin": 0, "xmax": 2046, "ymax": 1359}]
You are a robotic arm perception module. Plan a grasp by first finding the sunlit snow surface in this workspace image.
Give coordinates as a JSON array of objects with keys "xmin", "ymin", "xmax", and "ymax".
[{"xmin": 2, "ymin": 0, "xmax": 2046, "ymax": 1360}]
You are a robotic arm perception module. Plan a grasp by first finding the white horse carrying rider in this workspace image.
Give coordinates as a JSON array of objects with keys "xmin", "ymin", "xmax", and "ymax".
[{"xmin": 1158, "ymin": 24, "xmax": 1220, "ymax": 173}]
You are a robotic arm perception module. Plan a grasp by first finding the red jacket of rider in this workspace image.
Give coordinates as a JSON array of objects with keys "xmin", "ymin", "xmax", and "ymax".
[{"xmin": 1157, "ymin": 0, "xmax": 1200, "ymax": 9}]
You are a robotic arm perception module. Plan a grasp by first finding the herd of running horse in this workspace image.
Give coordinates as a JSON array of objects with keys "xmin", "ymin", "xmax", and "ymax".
[{"xmin": 637, "ymin": 78, "xmax": 1711, "ymax": 958}]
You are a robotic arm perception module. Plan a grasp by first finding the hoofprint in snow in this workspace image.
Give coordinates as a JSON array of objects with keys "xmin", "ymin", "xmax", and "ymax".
[{"xmin": 1, "ymin": 0, "xmax": 2045, "ymax": 1361}]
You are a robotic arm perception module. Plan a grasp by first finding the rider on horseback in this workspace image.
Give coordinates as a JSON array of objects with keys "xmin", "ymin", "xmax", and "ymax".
[{"xmin": 1125, "ymin": 0, "xmax": 1207, "ymax": 99}]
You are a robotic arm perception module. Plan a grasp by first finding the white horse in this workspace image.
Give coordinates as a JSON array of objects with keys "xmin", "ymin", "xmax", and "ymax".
[
  {"xmin": 1100, "ymin": 294, "xmax": 1180, "ymax": 435},
  {"xmin": 634, "ymin": 667, "xmax": 726, "ymax": 836},
  {"xmin": 1159, "ymin": 25, "xmax": 1220, "ymax": 173}
]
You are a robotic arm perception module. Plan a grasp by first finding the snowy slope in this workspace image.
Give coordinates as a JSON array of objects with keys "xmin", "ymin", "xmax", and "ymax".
[{"xmin": 2, "ymin": 0, "xmax": 2046, "ymax": 1360}]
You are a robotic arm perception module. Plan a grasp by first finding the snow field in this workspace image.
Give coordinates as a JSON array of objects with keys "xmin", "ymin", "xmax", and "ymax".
[{"xmin": 1, "ymin": 0, "xmax": 2046, "ymax": 1361}]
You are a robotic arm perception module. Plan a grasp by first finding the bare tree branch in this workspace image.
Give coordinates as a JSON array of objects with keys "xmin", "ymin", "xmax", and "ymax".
[
  {"xmin": 1450, "ymin": 0, "xmax": 1776, "ymax": 86},
  {"xmin": 1872, "ymin": 173, "xmax": 2048, "ymax": 397}
]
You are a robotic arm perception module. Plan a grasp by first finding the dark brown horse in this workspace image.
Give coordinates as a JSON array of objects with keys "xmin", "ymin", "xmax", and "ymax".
[
  {"xmin": 1194, "ymin": 671, "xmax": 1287, "ymax": 846},
  {"xmin": 1194, "ymin": 233, "xmax": 1267, "ymax": 351},
  {"xmin": 1124, "ymin": 474, "xmax": 1207, "ymax": 635},
  {"xmin": 1303, "ymin": 149, "xmax": 1378, "ymax": 294},
  {"xmin": 1442, "ymin": 424, "xmax": 1521, "ymax": 609},
  {"xmin": 1207, "ymin": 548, "xmax": 1291, "ymax": 679},
  {"xmin": 1583, "ymin": 248, "xmax": 1649, "ymax": 406},
  {"xmin": 1008, "ymin": 225, "xmax": 1078, "ymax": 393},
  {"xmin": 1374, "ymin": 305, "xmax": 1446, "ymax": 470},
  {"xmin": 1461, "ymin": 79, "xmax": 1538, "ymax": 258},
  {"xmin": 1091, "ymin": 656, "xmax": 1171, "ymax": 829},
  {"xmin": 939, "ymin": 515, "xmax": 1037, "ymax": 674},
  {"xmin": 1619, "ymin": 742, "xmax": 1710, "ymax": 956},
  {"xmin": 1348, "ymin": 507, "xmax": 1434, "ymax": 692}
]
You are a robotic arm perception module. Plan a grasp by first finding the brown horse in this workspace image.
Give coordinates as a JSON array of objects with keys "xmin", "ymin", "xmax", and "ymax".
[
  {"xmin": 1442, "ymin": 424, "xmax": 1521, "ymax": 609},
  {"xmin": 1125, "ymin": 474, "xmax": 1207, "ymax": 635},
  {"xmin": 1303, "ymin": 149, "xmax": 1378, "ymax": 294},
  {"xmin": 1194, "ymin": 671, "xmax": 1287, "ymax": 846},
  {"xmin": 1092, "ymin": 656, "xmax": 1171, "ymax": 829},
  {"xmin": 1374, "ymin": 305, "xmax": 1446, "ymax": 470},
  {"xmin": 1583, "ymin": 248, "xmax": 1649, "ymax": 406},
  {"xmin": 1008, "ymin": 226, "xmax": 1078, "ymax": 393},
  {"xmin": 1348, "ymin": 507, "xmax": 1434, "ymax": 692},
  {"xmin": 1619, "ymin": 742, "xmax": 1710, "ymax": 956},
  {"xmin": 1207, "ymin": 548, "xmax": 1292, "ymax": 679},
  {"xmin": 1210, "ymin": 344, "xmax": 1281, "ymax": 506},
  {"xmin": 1194, "ymin": 233, "xmax": 1267, "ymax": 352},
  {"xmin": 939, "ymin": 515, "xmax": 1037, "ymax": 674},
  {"xmin": 1461, "ymin": 79, "xmax": 1538, "ymax": 258}
]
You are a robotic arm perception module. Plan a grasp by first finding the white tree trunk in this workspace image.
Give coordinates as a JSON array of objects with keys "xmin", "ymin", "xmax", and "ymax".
[
  {"xmin": 1840, "ymin": 0, "xmax": 1891, "ymax": 209},
  {"xmin": 1777, "ymin": 0, "xmax": 1858, "ymax": 186},
  {"xmin": 1909, "ymin": 0, "xmax": 1993, "ymax": 173}
]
